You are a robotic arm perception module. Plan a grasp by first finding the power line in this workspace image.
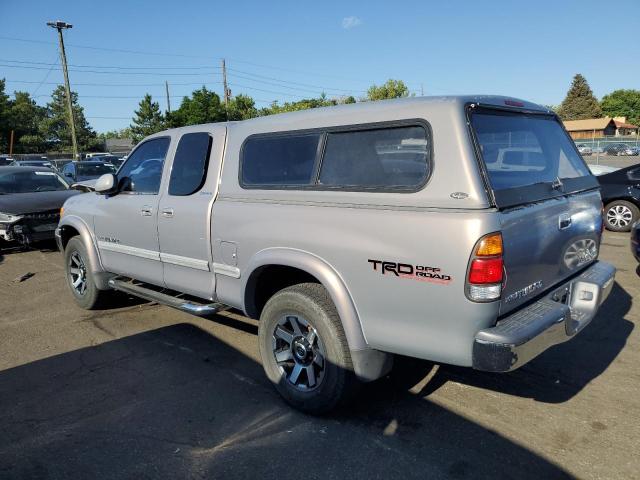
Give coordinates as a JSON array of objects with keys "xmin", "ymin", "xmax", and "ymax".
[
  {"xmin": 0, "ymin": 63, "xmax": 220, "ymax": 76},
  {"xmin": 228, "ymin": 67, "xmax": 368, "ymax": 94},
  {"xmin": 30, "ymin": 57, "xmax": 59, "ymax": 96},
  {"xmin": 6, "ymin": 79, "xmax": 223, "ymax": 87},
  {"xmin": 0, "ymin": 58, "xmax": 221, "ymax": 70}
]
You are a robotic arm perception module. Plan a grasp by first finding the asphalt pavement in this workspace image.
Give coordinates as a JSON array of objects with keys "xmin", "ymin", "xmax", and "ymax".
[{"xmin": 0, "ymin": 232, "xmax": 638, "ymax": 479}]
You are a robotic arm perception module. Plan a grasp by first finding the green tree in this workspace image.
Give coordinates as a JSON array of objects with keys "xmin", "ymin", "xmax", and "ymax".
[
  {"xmin": 557, "ymin": 74, "xmax": 602, "ymax": 120},
  {"xmin": 601, "ymin": 89, "xmax": 640, "ymax": 127},
  {"xmin": 130, "ymin": 94, "xmax": 165, "ymax": 142},
  {"xmin": 10, "ymin": 92, "xmax": 47, "ymax": 153},
  {"xmin": 40, "ymin": 85, "xmax": 101, "ymax": 152},
  {"xmin": 167, "ymin": 87, "xmax": 225, "ymax": 127},
  {"xmin": 366, "ymin": 79, "xmax": 410, "ymax": 101},
  {"xmin": 260, "ymin": 94, "xmax": 336, "ymax": 116},
  {"xmin": 226, "ymin": 94, "xmax": 258, "ymax": 121}
]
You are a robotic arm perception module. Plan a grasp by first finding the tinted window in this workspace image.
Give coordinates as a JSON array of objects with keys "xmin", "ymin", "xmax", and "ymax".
[
  {"xmin": 169, "ymin": 133, "xmax": 212, "ymax": 196},
  {"xmin": 0, "ymin": 171, "xmax": 68, "ymax": 193},
  {"xmin": 118, "ymin": 137, "xmax": 170, "ymax": 194},
  {"xmin": 319, "ymin": 126, "xmax": 430, "ymax": 189},
  {"xmin": 471, "ymin": 110, "xmax": 591, "ymax": 192},
  {"xmin": 242, "ymin": 134, "xmax": 320, "ymax": 186}
]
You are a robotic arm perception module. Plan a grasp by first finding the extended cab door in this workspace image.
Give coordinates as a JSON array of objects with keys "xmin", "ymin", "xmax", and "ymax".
[
  {"xmin": 93, "ymin": 136, "xmax": 172, "ymax": 286},
  {"xmin": 157, "ymin": 127, "xmax": 226, "ymax": 300}
]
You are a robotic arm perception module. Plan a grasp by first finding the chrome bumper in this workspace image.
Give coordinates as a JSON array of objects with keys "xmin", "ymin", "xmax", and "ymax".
[{"xmin": 472, "ymin": 261, "xmax": 616, "ymax": 372}]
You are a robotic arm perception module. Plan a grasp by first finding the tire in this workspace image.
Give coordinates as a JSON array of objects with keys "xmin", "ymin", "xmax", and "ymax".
[
  {"xmin": 258, "ymin": 283, "xmax": 360, "ymax": 414},
  {"xmin": 64, "ymin": 237, "xmax": 109, "ymax": 309},
  {"xmin": 604, "ymin": 200, "xmax": 640, "ymax": 232}
]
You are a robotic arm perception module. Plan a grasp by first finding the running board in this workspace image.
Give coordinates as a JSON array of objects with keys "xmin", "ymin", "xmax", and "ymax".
[{"xmin": 108, "ymin": 278, "xmax": 228, "ymax": 317}]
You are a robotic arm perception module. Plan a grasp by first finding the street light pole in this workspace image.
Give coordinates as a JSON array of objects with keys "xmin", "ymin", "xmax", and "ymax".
[{"xmin": 47, "ymin": 20, "xmax": 79, "ymax": 160}]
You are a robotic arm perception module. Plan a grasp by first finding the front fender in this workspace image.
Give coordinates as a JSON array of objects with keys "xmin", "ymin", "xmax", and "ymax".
[
  {"xmin": 57, "ymin": 215, "xmax": 110, "ymax": 290},
  {"xmin": 242, "ymin": 247, "xmax": 392, "ymax": 381}
]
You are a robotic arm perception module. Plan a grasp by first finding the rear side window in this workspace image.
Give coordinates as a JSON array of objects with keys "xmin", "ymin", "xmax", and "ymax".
[
  {"xmin": 240, "ymin": 122, "xmax": 431, "ymax": 191},
  {"xmin": 169, "ymin": 133, "xmax": 212, "ymax": 196},
  {"xmin": 319, "ymin": 126, "xmax": 430, "ymax": 189},
  {"xmin": 241, "ymin": 134, "xmax": 321, "ymax": 186}
]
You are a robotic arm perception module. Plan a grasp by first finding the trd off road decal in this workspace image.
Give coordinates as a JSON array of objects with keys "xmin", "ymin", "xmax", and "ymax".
[{"xmin": 368, "ymin": 260, "xmax": 452, "ymax": 285}]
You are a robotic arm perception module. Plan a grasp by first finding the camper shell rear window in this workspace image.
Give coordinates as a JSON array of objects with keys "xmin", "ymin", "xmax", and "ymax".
[{"xmin": 468, "ymin": 106, "xmax": 598, "ymax": 208}]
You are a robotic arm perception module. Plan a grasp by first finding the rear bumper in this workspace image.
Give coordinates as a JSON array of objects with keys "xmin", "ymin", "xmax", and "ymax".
[{"xmin": 472, "ymin": 261, "xmax": 615, "ymax": 372}]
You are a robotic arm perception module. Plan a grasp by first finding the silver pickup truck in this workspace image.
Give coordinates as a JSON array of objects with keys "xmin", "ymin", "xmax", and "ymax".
[{"xmin": 57, "ymin": 96, "xmax": 615, "ymax": 413}]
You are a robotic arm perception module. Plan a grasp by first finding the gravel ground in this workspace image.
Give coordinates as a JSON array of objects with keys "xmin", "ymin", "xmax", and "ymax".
[{"xmin": 0, "ymin": 233, "xmax": 638, "ymax": 479}]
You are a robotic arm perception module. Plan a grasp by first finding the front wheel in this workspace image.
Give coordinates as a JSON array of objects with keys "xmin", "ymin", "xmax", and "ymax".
[
  {"xmin": 604, "ymin": 200, "xmax": 639, "ymax": 232},
  {"xmin": 258, "ymin": 283, "xmax": 360, "ymax": 414},
  {"xmin": 64, "ymin": 237, "xmax": 109, "ymax": 309}
]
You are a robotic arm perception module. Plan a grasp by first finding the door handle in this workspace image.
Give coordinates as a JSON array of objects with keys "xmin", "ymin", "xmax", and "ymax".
[
  {"xmin": 141, "ymin": 206, "xmax": 153, "ymax": 216},
  {"xmin": 161, "ymin": 208, "xmax": 174, "ymax": 218}
]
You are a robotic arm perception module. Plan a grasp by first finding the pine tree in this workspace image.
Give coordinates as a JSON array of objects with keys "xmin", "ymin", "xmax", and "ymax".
[
  {"xmin": 130, "ymin": 94, "xmax": 165, "ymax": 142},
  {"xmin": 40, "ymin": 85, "xmax": 101, "ymax": 152},
  {"xmin": 557, "ymin": 74, "xmax": 602, "ymax": 120}
]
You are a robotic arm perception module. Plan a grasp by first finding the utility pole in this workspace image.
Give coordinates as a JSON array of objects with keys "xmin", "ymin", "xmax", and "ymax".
[
  {"xmin": 47, "ymin": 20, "xmax": 78, "ymax": 160},
  {"xmin": 9, "ymin": 130, "xmax": 14, "ymax": 156},
  {"xmin": 421, "ymin": 83, "xmax": 424, "ymax": 96},
  {"xmin": 165, "ymin": 81, "xmax": 171, "ymax": 113},
  {"xmin": 222, "ymin": 58, "xmax": 230, "ymax": 109}
]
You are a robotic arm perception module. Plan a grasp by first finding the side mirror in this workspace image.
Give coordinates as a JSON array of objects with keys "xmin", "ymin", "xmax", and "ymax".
[
  {"xmin": 95, "ymin": 173, "xmax": 118, "ymax": 194},
  {"xmin": 65, "ymin": 172, "xmax": 73, "ymax": 178},
  {"xmin": 118, "ymin": 176, "xmax": 134, "ymax": 193}
]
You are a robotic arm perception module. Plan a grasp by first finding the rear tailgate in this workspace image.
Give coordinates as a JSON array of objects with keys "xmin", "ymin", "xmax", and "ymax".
[{"xmin": 468, "ymin": 105, "xmax": 602, "ymax": 316}]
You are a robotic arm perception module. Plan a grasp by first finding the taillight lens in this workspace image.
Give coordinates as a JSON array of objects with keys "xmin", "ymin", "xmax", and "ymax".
[
  {"xmin": 468, "ymin": 258, "xmax": 503, "ymax": 284},
  {"xmin": 466, "ymin": 232, "xmax": 504, "ymax": 302}
]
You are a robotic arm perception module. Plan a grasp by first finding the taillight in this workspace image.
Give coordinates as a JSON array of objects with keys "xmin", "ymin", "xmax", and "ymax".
[{"xmin": 466, "ymin": 232, "xmax": 504, "ymax": 302}]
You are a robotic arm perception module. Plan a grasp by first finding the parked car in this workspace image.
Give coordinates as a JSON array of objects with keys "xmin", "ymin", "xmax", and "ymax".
[
  {"xmin": 0, "ymin": 167, "xmax": 80, "ymax": 246},
  {"xmin": 598, "ymin": 164, "xmax": 640, "ymax": 231},
  {"xmin": 631, "ymin": 222, "xmax": 640, "ymax": 261},
  {"xmin": 92, "ymin": 154, "xmax": 124, "ymax": 169},
  {"xmin": 0, "ymin": 155, "xmax": 14, "ymax": 166},
  {"xmin": 587, "ymin": 164, "xmax": 619, "ymax": 176},
  {"xmin": 576, "ymin": 143, "xmax": 592, "ymax": 156},
  {"xmin": 10, "ymin": 159, "xmax": 56, "ymax": 170},
  {"xmin": 60, "ymin": 161, "xmax": 116, "ymax": 182},
  {"xmin": 84, "ymin": 152, "xmax": 110, "ymax": 159},
  {"xmin": 57, "ymin": 96, "xmax": 615, "ymax": 414},
  {"xmin": 50, "ymin": 159, "xmax": 74, "ymax": 171},
  {"xmin": 603, "ymin": 143, "xmax": 634, "ymax": 156}
]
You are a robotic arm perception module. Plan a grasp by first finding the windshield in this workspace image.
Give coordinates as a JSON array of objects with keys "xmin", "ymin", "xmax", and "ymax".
[
  {"xmin": 470, "ymin": 107, "xmax": 595, "ymax": 206},
  {"xmin": 77, "ymin": 163, "xmax": 115, "ymax": 177},
  {"xmin": 0, "ymin": 171, "xmax": 68, "ymax": 193}
]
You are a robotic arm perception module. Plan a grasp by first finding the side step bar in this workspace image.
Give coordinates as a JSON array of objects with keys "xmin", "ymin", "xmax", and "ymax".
[{"xmin": 108, "ymin": 278, "xmax": 228, "ymax": 317}]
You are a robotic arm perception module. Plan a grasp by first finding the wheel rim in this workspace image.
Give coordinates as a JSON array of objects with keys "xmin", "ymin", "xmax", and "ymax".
[
  {"xmin": 272, "ymin": 314, "xmax": 326, "ymax": 391},
  {"xmin": 68, "ymin": 251, "xmax": 88, "ymax": 296},
  {"xmin": 607, "ymin": 205, "xmax": 633, "ymax": 228}
]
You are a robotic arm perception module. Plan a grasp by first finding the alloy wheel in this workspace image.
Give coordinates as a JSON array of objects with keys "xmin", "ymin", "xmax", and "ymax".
[
  {"xmin": 607, "ymin": 204, "xmax": 633, "ymax": 229},
  {"xmin": 68, "ymin": 251, "xmax": 88, "ymax": 296},
  {"xmin": 272, "ymin": 314, "xmax": 326, "ymax": 391}
]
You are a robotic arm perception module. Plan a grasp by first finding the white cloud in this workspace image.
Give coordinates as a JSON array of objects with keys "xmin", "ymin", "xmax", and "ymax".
[{"xmin": 342, "ymin": 16, "xmax": 362, "ymax": 29}]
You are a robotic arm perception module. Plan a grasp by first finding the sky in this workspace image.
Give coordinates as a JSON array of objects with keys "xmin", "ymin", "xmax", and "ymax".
[{"xmin": 1, "ymin": 0, "xmax": 639, "ymax": 133}]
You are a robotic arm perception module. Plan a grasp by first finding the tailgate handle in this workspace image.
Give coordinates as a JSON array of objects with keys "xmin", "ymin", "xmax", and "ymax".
[{"xmin": 559, "ymin": 214, "xmax": 572, "ymax": 230}]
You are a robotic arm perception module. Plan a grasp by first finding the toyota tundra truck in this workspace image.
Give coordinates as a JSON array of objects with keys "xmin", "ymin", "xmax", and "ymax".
[{"xmin": 56, "ymin": 96, "xmax": 616, "ymax": 413}]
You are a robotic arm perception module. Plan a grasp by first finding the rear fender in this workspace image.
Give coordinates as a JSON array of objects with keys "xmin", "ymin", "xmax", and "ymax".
[{"xmin": 243, "ymin": 247, "xmax": 393, "ymax": 381}]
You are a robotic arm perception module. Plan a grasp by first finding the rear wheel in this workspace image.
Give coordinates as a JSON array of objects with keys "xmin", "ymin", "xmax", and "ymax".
[
  {"xmin": 258, "ymin": 283, "xmax": 359, "ymax": 414},
  {"xmin": 64, "ymin": 237, "xmax": 109, "ymax": 309},
  {"xmin": 604, "ymin": 200, "xmax": 639, "ymax": 232}
]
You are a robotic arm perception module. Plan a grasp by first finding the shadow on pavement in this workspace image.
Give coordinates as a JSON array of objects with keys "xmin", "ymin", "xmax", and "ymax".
[
  {"xmin": 415, "ymin": 281, "xmax": 633, "ymax": 404},
  {"xmin": 0, "ymin": 322, "xmax": 572, "ymax": 479}
]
